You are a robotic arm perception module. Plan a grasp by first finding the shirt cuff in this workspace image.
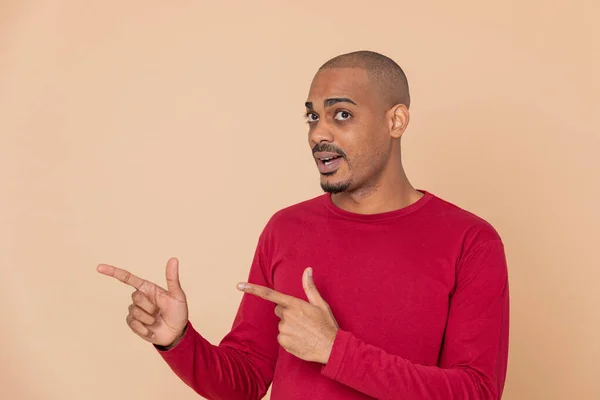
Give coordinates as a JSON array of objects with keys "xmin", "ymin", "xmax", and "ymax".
[{"xmin": 321, "ymin": 329, "xmax": 352, "ymax": 381}]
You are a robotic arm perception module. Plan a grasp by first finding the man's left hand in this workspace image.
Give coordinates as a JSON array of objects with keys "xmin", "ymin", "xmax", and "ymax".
[{"xmin": 237, "ymin": 267, "xmax": 339, "ymax": 364}]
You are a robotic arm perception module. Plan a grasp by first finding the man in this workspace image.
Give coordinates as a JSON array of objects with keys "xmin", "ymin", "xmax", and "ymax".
[{"xmin": 97, "ymin": 50, "xmax": 510, "ymax": 399}]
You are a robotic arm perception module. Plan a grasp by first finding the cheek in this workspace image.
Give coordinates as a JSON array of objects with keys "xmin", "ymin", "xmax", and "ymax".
[
  {"xmin": 347, "ymin": 137, "xmax": 388, "ymax": 172},
  {"xmin": 336, "ymin": 120, "xmax": 387, "ymax": 169},
  {"xmin": 345, "ymin": 145, "xmax": 371, "ymax": 172}
]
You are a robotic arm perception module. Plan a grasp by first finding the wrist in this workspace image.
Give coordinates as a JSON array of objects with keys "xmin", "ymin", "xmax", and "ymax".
[
  {"xmin": 321, "ymin": 328, "xmax": 339, "ymax": 364},
  {"xmin": 155, "ymin": 323, "xmax": 188, "ymax": 351}
]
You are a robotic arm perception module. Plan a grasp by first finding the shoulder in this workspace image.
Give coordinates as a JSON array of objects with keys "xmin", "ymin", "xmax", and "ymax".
[
  {"xmin": 269, "ymin": 194, "xmax": 326, "ymax": 222},
  {"xmin": 425, "ymin": 191, "xmax": 503, "ymax": 249},
  {"xmin": 424, "ymin": 192, "xmax": 508, "ymax": 282},
  {"xmin": 258, "ymin": 194, "xmax": 327, "ymax": 237}
]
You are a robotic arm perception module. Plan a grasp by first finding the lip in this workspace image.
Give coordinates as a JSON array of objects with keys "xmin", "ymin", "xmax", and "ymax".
[
  {"xmin": 315, "ymin": 156, "xmax": 343, "ymax": 174},
  {"xmin": 314, "ymin": 151, "xmax": 343, "ymax": 160}
]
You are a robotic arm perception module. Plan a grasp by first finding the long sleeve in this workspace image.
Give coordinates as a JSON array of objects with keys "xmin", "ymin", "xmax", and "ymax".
[
  {"xmin": 156, "ymin": 229, "xmax": 281, "ymax": 400},
  {"xmin": 320, "ymin": 240, "xmax": 510, "ymax": 400}
]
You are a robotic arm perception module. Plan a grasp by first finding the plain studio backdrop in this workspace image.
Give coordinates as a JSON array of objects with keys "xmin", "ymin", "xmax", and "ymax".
[{"xmin": 1, "ymin": 1, "xmax": 598, "ymax": 399}]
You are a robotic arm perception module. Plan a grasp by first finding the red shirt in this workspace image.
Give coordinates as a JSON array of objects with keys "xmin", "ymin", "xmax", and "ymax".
[{"xmin": 157, "ymin": 191, "xmax": 510, "ymax": 399}]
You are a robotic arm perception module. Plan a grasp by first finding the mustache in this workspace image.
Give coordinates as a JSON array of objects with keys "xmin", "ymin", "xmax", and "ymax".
[{"xmin": 312, "ymin": 143, "xmax": 346, "ymax": 158}]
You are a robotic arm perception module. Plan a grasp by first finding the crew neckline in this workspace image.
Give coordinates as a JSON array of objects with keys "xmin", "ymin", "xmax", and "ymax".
[{"xmin": 323, "ymin": 189, "xmax": 435, "ymax": 222}]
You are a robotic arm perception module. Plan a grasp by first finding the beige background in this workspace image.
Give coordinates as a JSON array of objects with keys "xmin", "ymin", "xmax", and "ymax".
[{"xmin": 1, "ymin": 1, "xmax": 599, "ymax": 399}]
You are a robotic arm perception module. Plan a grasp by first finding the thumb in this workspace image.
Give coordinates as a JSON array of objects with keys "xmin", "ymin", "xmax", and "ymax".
[
  {"xmin": 302, "ymin": 267, "xmax": 326, "ymax": 307},
  {"xmin": 165, "ymin": 257, "xmax": 185, "ymax": 300}
]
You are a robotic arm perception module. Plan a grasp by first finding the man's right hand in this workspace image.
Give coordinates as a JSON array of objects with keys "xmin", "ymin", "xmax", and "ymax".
[{"xmin": 97, "ymin": 257, "xmax": 189, "ymax": 348}]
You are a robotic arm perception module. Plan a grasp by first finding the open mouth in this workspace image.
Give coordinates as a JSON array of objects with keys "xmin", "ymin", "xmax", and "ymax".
[
  {"xmin": 320, "ymin": 155, "xmax": 341, "ymax": 165},
  {"xmin": 314, "ymin": 151, "xmax": 344, "ymax": 174}
]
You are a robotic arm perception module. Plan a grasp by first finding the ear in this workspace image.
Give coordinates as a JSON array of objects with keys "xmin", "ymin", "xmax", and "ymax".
[{"xmin": 388, "ymin": 104, "xmax": 409, "ymax": 139}]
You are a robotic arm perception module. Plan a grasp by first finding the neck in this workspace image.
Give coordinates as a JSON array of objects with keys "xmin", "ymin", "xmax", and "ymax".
[{"xmin": 330, "ymin": 154, "xmax": 423, "ymax": 215}]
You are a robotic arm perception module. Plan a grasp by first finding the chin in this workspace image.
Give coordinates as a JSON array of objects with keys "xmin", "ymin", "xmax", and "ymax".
[{"xmin": 320, "ymin": 176, "xmax": 353, "ymax": 194}]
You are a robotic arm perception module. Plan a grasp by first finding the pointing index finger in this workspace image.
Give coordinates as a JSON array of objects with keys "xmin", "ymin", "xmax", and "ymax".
[
  {"xmin": 237, "ymin": 282, "xmax": 295, "ymax": 307},
  {"xmin": 97, "ymin": 264, "xmax": 145, "ymax": 289}
]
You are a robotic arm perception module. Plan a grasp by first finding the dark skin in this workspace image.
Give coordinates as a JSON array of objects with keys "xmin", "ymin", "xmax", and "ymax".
[
  {"xmin": 304, "ymin": 67, "xmax": 422, "ymax": 214},
  {"xmin": 98, "ymin": 66, "xmax": 424, "ymax": 364}
]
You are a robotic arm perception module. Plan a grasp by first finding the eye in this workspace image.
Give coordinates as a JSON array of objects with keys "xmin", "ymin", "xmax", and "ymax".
[
  {"xmin": 334, "ymin": 111, "xmax": 352, "ymax": 121},
  {"xmin": 306, "ymin": 112, "xmax": 319, "ymax": 123}
]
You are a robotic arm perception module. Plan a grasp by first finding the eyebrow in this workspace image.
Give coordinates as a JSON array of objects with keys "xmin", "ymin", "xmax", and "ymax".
[{"xmin": 305, "ymin": 97, "xmax": 357, "ymax": 110}]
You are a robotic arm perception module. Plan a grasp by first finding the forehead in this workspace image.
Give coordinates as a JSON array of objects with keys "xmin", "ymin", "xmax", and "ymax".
[{"xmin": 306, "ymin": 67, "xmax": 374, "ymax": 105}]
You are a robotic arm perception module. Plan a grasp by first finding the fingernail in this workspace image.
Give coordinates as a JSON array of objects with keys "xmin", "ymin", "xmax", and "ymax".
[
  {"xmin": 307, "ymin": 267, "xmax": 313, "ymax": 277},
  {"xmin": 237, "ymin": 282, "xmax": 247, "ymax": 290}
]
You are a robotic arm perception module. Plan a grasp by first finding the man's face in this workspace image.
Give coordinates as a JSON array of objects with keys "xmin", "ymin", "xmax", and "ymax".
[{"xmin": 305, "ymin": 68, "xmax": 391, "ymax": 194}]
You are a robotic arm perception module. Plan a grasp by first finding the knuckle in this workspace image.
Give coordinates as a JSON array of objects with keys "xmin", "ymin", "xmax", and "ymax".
[
  {"xmin": 123, "ymin": 271, "xmax": 131, "ymax": 283},
  {"xmin": 278, "ymin": 321, "xmax": 291, "ymax": 334},
  {"xmin": 131, "ymin": 291, "xmax": 141, "ymax": 302},
  {"xmin": 278, "ymin": 335, "xmax": 291, "ymax": 351}
]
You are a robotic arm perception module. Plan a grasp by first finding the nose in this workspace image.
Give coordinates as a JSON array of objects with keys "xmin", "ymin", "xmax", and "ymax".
[{"xmin": 308, "ymin": 121, "xmax": 335, "ymax": 148}]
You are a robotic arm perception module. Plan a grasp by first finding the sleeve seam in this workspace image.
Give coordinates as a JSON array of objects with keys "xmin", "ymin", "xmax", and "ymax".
[{"xmin": 455, "ymin": 239, "xmax": 505, "ymax": 292}]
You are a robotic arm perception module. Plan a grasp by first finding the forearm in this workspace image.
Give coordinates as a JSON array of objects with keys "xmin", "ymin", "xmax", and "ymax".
[
  {"xmin": 321, "ymin": 330, "xmax": 499, "ymax": 400},
  {"xmin": 157, "ymin": 321, "xmax": 270, "ymax": 400}
]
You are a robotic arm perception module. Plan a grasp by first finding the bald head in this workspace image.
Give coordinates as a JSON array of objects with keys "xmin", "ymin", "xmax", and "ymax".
[{"xmin": 318, "ymin": 50, "xmax": 410, "ymax": 109}]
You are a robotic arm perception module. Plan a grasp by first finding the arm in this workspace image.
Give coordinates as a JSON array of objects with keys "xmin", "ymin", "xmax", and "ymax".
[
  {"xmin": 156, "ymin": 232, "xmax": 280, "ymax": 400},
  {"xmin": 320, "ymin": 240, "xmax": 510, "ymax": 400}
]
